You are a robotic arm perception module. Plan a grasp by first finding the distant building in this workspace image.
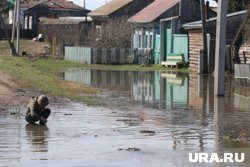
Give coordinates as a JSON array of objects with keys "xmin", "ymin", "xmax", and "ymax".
[{"xmin": 20, "ymin": 0, "xmax": 90, "ymax": 33}]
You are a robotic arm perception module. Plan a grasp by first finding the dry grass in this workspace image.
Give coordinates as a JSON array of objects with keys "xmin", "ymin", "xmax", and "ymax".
[
  {"xmin": 0, "ymin": 39, "xmax": 50, "ymax": 56},
  {"xmin": 0, "ymin": 56, "xmax": 103, "ymax": 106},
  {"xmin": 61, "ymin": 81, "xmax": 99, "ymax": 94}
]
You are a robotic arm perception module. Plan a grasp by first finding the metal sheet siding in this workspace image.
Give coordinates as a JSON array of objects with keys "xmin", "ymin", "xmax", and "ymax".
[
  {"xmin": 65, "ymin": 46, "xmax": 92, "ymax": 64},
  {"xmin": 166, "ymin": 29, "xmax": 172, "ymax": 56}
]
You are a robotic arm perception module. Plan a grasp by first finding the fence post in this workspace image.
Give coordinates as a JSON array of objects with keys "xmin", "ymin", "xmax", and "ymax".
[
  {"xmin": 102, "ymin": 48, "xmax": 107, "ymax": 64},
  {"xmin": 110, "ymin": 48, "xmax": 115, "ymax": 64},
  {"xmin": 120, "ymin": 48, "xmax": 125, "ymax": 64},
  {"xmin": 230, "ymin": 46, "xmax": 235, "ymax": 72},
  {"xmin": 97, "ymin": 48, "xmax": 102, "ymax": 64},
  {"xmin": 199, "ymin": 49, "xmax": 204, "ymax": 74},
  {"xmin": 92, "ymin": 48, "xmax": 97, "ymax": 64},
  {"xmin": 225, "ymin": 45, "xmax": 232, "ymax": 72}
]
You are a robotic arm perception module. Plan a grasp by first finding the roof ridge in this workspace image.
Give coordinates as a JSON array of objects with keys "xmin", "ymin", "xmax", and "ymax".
[
  {"xmin": 128, "ymin": 0, "xmax": 179, "ymax": 23},
  {"xmin": 88, "ymin": 0, "xmax": 133, "ymax": 16}
]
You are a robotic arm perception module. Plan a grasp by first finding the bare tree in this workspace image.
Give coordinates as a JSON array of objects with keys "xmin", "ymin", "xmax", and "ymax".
[
  {"xmin": 38, "ymin": 18, "xmax": 82, "ymax": 55},
  {"xmin": 87, "ymin": 17, "xmax": 132, "ymax": 48},
  {"xmin": 0, "ymin": 0, "xmax": 17, "ymax": 55}
]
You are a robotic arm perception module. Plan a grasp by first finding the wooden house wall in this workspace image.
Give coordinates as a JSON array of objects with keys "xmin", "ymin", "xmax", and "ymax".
[
  {"xmin": 237, "ymin": 19, "xmax": 250, "ymax": 64},
  {"xmin": 133, "ymin": 27, "xmax": 159, "ymax": 49},
  {"xmin": 180, "ymin": 0, "xmax": 216, "ymax": 25},
  {"xmin": 156, "ymin": 4, "xmax": 179, "ymax": 21},
  {"xmin": 180, "ymin": 0, "xmax": 201, "ymax": 24},
  {"xmin": 187, "ymin": 12, "xmax": 247, "ymax": 72},
  {"xmin": 187, "ymin": 29, "xmax": 203, "ymax": 72},
  {"xmin": 239, "ymin": 45, "xmax": 250, "ymax": 64}
]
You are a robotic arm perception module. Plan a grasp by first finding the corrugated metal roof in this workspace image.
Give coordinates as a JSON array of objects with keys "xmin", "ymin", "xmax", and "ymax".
[
  {"xmin": 183, "ymin": 10, "xmax": 247, "ymax": 29},
  {"xmin": 39, "ymin": 17, "xmax": 86, "ymax": 24},
  {"xmin": 88, "ymin": 0, "xmax": 133, "ymax": 17},
  {"xmin": 21, "ymin": 0, "xmax": 90, "ymax": 11},
  {"xmin": 128, "ymin": 0, "xmax": 179, "ymax": 23}
]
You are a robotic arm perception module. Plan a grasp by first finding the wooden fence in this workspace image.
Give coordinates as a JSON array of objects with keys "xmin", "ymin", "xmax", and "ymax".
[
  {"xmin": 197, "ymin": 37, "xmax": 234, "ymax": 73},
  {"xmin": 234, "ymin": 64, "xmax": 250, "ymax": 87},
  {"xmin": 92, "ymin": 48, "xmax": 135, "ymax": 64}
]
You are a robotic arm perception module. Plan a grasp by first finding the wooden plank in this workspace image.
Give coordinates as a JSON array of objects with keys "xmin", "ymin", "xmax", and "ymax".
[{"xmin": 167, "ymin": 56, "xmax": 183, "ymax": 59}]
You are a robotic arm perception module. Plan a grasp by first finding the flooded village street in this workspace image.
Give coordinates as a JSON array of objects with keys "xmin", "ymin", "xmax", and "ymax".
[
  {"xmin": 1, "ymin": 69, "xmax": 250, "ymax": 166},
  {"xmin": 1, "ymin": 0, "xmax": 250, "ymax": 165}
]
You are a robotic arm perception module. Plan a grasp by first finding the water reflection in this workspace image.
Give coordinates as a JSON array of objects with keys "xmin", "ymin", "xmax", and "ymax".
[
  {"xmin": 25, "ymin": 124, "xmax": 49, "ymax": 152},
  {"xmin": 0, "ymin": 69, "xmax": 250, "ymax": 166},
  {"xmin": 234, "ymin": 85, "xmax": 250, "ymax": 111},
  {"xmin": 63, "ymin": 69, "xmax": 250, "ymax": 149},
  {"xmin": 64, "ymin": 69, "xmax": 250, "ymax": 112},
  {"xmin": 64, "ymin": 70, "xmax": 190, "ymax": 111}
]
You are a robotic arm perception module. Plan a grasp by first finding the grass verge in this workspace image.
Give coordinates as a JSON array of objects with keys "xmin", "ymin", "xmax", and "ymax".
[
  {"xmin": 0, "ymin": 56, "xmax": 101, "ymax": 106},
  {"xmin": 0, "ymin": 55, "xmax": 189, "ymax": 106},
  {"xmin": 78, "ymin": 64, "xmax": 189, "ymax": 72}
]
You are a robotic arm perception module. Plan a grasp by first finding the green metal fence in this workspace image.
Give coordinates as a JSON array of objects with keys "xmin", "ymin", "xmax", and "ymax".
[
  {"xmin": 65, "ymin": 46, "xmax": 92, "ymax": 64},
  {"xmin": 65, "ymin": 46, "xmax": 136, "ymax": 64},
  {"xmin": 164, "ymin": 29, "xmax": 189, "ymax": 63},
  {"xmin": 173, "ymin": 34, "xmax": 189, "ymax": 63}
]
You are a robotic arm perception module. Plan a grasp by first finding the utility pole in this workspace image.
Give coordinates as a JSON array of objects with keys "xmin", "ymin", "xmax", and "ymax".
[
  {"xmin": 201, "ymin": 0, "xmax": 208, "ymax": 73},
  {"xmin": 11, "ymin": 0, "xmax": 17, "ymax": 43},
  {"xmin": 83, "ymin": 0, "xmax": 85, "ymax": 8},
  {"xmin": 16, "ymin": 0, "xmax": 20, "ymax": 55},
  {"xmin": 214, "ymin": 0, "xmax": 228, "ymax": 96}
]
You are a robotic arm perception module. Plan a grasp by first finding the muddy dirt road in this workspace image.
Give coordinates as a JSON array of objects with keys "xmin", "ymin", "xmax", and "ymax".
[
  {"xmin": 0, "ymin": 72, "xmax": 26, "ymax": 108},
  {"xmin": 1, "ymin": 71, "xmax": 250, "ymax": 167}
]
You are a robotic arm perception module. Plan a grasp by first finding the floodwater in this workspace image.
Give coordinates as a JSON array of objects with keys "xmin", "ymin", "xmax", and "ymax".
[{"xmin": 1, "ymin": 69, "xmax": 250, "ymax": 167}]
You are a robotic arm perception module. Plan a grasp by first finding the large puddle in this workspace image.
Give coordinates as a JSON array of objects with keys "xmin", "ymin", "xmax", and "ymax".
[{"xmin": 1, "ymin": 69, "xmax": 250, "ymax": 166}]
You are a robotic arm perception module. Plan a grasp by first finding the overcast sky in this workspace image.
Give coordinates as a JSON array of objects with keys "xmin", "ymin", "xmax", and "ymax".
[{"xmin": 72, "ymin": 0, "xmax": 217, "ymax": 11}]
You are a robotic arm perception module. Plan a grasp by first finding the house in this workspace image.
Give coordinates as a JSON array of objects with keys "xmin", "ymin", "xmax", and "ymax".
[
  {"xmin": 232, "ymin": 10, "xmax": 250, "ymax": 64},
  {"xmin": 39, "ymin": 17, "xmax": 92, "ymax": 55},
  {"xmin": 20, "ymin": 0, "xmax": 90, "ymax": 33},
  {"xmin": 88, "ymin": 0, "xmax": 153, "ymax": 27},
  {"xmin": 232, "ymin": 10, "xmax": 250, "ymax": 87},
  {"xmin": 0, "ymin": 0, "xmax": 15, "ymax": 27},
  {"xmin": 128, "ymin": 0, "xmax": 216, "ymax": 64},
  {"xmin": 183, "ymin": 10, "xmax": 247, "ymax": 72},
  {"xmin": 0, "ymin": 0, "xmax": 15, "ymax": 39}
]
